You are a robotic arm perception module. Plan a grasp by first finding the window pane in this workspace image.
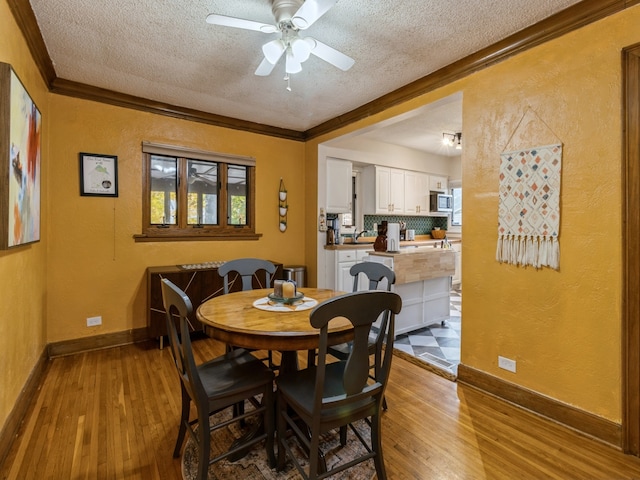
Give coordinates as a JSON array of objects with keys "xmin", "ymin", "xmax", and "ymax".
[
  {"xmin": 150, "ymin": 155, "xmax": 177, "ymax": 225},
  {"xmin": 227, "ymin": 165, "xmax": 247, "ymax": 225},
  {"xmin": 187, "ymin": 160, "xmax": 218, "ymax": 225},
  {"xmin": 451, "ymin": 187, "xmax": 462, "ymax": 226}
]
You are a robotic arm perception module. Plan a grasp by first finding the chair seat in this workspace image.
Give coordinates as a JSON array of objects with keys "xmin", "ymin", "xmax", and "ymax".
[
  {"xmin": 198, "ymin": 349, "xmax": 274, "ymax": 409},
  {"xmin": 277, "ymin": 362, "xmax": 377, "ymax": 426}
]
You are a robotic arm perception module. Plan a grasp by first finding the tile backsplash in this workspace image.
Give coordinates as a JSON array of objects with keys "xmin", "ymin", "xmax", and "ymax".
[
  {"xmin": 363, "ymin": 215, "xmax": 448, "ymax": 235},
  {"xmin": 326, "ymin": 213, "xmax": 449, "ymax": 236}
]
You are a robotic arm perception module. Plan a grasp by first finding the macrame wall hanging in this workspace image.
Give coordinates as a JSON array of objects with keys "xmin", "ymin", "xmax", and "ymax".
[{"xmin": 496, "ymin": 108, "xmax": 563, "ymax": 270}]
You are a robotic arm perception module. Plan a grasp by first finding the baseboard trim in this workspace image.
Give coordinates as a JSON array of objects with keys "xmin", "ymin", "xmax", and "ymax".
[
  {"xmin": 457, "ymin": 364, "xmax": 621, "ymax": 448},
  {"xmin": 0, "ymin": 347, "xmax": 49, "ymax": 467},
  {"xmin": 48, "ymin": 327, "xmax": 151, "ymax": 358}
]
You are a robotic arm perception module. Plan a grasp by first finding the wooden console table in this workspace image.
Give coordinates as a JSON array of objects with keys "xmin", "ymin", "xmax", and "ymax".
[{"xmin": 146, "ymin": 261, "xmax": 283, "ymax": 348}]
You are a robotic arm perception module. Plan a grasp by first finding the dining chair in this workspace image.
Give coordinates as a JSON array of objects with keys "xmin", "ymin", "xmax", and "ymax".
[
  {"xmin": 275, "ymin": 290, "xmax": 402, "ymax": 480},
  {"xmin": 161, "ymin": 279, "xmax": 276, "ymax": 480},
  {"xmin": 328, "ymin": 261, "xmax": 396, "ymax": 410},
  {"xmin": 218, "ymin": 257, "xmax": 277, "ymax": 293},
  {"xmin": 218, "ymin": 257, "xmax": 278, "ymax": 368}
]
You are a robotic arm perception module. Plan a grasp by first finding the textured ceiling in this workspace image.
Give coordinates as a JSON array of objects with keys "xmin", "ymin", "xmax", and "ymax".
[{"xmin": 29, "ymin": 0, "xmax": 581, "ymax": 152}]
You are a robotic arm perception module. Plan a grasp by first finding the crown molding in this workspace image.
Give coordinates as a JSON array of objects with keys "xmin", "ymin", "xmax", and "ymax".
[
  {"xmin": 8, "ymin": 0, "xmax": 638, "ymax": 142},
  {"xmin": 305, "ymin": 0, "xmax": 634, "ymax": 140},
  {"xmin": 50, "ymin": 77, "xmax": 305, "ymax": 141}
]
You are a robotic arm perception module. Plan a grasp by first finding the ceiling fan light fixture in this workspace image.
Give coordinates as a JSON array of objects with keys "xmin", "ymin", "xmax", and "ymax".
[
  {"xmin": 285, "ymin": 50, "xmax": 302, "ymax": 74},
  {"xmin": 207, "ymin": 0, "xmax": 351, "ymax": 81},
  {"xmin": 263, "ymin": 39, "xmax": 286, "ymax": 64},
  {"xmin": 291, "ymin": 37, "xmax": 312, "ymax": 63}
]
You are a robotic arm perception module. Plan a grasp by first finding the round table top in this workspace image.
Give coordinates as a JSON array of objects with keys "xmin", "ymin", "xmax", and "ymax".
[{"xmin": 196, "ymin": 288, "xmax": 352, "ymax": 352}]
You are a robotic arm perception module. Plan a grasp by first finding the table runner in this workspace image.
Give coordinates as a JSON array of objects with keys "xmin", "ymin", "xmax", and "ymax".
[
  {"xmin": 252, "ymin": 296, "xmax": 318, "ymax": 312},
  {"xmin": 496, "ymin": 143, "xmax": 562, "ymax": 270}
]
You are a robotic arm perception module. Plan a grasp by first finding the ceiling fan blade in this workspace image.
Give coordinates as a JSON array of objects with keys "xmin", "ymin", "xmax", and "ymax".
[
  {"xmin": 206, "ymin": 14, "xmax": 278, "ymax": 33},
  {"xmin": 255, "ymin": 57, "xmax": 278, "ymax": 76},
  {"xmin": 262, "ymin": 39, "xmax": 286, "ymax": 64},
  {"xmin": 291, "ymin": 0, "xmax": 337, "ymax": 30},
  {"xmin": 307, "ymin": 37, "xmax": 354, "ymax": 71},
  {"xmin": 192, "ymin": 174, "xmax": 218, "ymax": 188}
]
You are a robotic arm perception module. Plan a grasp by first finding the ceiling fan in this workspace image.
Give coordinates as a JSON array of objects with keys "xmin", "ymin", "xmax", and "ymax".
[{"xmin": 206, "ymin": 0, "xmax": 355, "ymax": 80}]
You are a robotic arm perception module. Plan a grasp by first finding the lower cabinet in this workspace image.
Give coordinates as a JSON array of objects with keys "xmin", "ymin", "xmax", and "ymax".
[
  {"xmin": 394, "ymin": 278, "xmax": 451, "ymax": 336},
  {"xmin": 147, "ymin": 262, "xmax": 283, "ymax": 347},
  {"xmin": 326, "ymin": 248, "xmax": 371, "ymax": 291},
  {"xmin": 451, "ymin": 242, "xmax": 462, "ymax": 286}
]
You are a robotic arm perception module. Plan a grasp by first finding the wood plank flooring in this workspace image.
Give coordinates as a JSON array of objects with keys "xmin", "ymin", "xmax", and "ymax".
[{"xmin": 2, "ymin": 336, "xmax": 640, "ymax": 479}]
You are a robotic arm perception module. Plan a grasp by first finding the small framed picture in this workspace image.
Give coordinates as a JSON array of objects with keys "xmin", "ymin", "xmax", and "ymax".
[{"xmin": 79, "ymin": 152, "xmax": 118, "ymax": 197}]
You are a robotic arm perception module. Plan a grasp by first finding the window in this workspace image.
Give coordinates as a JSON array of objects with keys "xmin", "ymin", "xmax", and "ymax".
[
  {"xmin": 137, "ymin": 142, "xmax": 259, "ymax": 241},
  {"xmin": 341, "ymin": 175, "xmax": 357, "ymax": 228},
  {"xmin": 451, "ymin": 186, "xmax": 462, "ymax": 226}
]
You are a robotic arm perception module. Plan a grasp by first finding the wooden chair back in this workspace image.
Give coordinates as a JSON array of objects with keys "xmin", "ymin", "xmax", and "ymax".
[{"xmin": 218, "ymin": 258, "xmax": 276, "ymax": 293}]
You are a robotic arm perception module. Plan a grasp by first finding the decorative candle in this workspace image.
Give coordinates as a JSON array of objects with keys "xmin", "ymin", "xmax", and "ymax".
[
  {"xmin": 282, "ymin": 280, "xmax": 296, "ymax": 298},
  {"xmin": 274, "ymin": 279, "xmax": 284, "ymax": 298}
]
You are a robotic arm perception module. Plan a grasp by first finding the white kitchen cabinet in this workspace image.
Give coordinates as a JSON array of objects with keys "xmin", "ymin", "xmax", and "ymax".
[
  {"xmin": 451, "ymin": 242, "xmax": 462, "ymax": 286},
  {"xmin": 336, "ymin": 249, "xmax": 357, "ymax": 292},
  {"xmin": 389, "ymin": 168, "xmax": 405, "ymax": 213},
  {"xmin": 326, "ymin": 158, "xmax": 352, "ymax": 213},
  {"xmin": 324, "ymin": 248, "xmax": 372, "ymax": 291},
  {"xmin": 364, "ymin": 165, "xmax": 405, "ymax": 214},
  {"xmin": 429, "ymin": 175, "xmax": 448, "ymax": 192},
  {"xmin": 404, "ymin": 171, "xmax": 430, "ymax": 215}
]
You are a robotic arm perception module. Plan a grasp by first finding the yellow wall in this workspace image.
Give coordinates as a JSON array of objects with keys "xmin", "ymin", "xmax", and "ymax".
[
  {"xmin": 46, "ymin": 96, "xmax": 306, "ymax": 342},
  {"xmin": 307, "ymin": 6, "xmax": 640, "ymax": 423},
  {"xmin": 3, "ymin": 0, "xmax": 639, "ymax": 436},
  {"xmin": 0, "ymin": 0, "xmax": 49, "ymax": 431},
  {"xmin": 459, "ymin": 9, "xmax": 634, "ymax": 421}
]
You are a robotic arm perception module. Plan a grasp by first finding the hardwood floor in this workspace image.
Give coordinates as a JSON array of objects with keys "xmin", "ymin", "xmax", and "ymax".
[{"xmin": 2, "ymin": 336, "xmax": 640, "ymax": 479}]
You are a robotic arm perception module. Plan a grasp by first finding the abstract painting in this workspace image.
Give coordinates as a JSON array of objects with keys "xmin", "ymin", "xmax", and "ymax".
[{"xmin": 0, "ymin": 62, "xmax": 41, "ymax": 249}]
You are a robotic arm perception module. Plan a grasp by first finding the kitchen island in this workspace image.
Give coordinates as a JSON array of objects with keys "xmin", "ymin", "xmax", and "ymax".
[{"xmin": 366, "ymin": 247, "xmax": 455, "ymax": 337}]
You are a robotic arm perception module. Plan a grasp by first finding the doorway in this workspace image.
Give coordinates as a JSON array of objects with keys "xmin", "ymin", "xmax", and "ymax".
[{"xmin": 622, "ymin": 42, "xmax": 640, "ymax": 455}]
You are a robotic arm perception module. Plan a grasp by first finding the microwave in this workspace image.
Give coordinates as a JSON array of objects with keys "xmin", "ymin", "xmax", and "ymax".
[{"xmin": 430, "ymin": 193, "xmax": 453, "ymax": 212}]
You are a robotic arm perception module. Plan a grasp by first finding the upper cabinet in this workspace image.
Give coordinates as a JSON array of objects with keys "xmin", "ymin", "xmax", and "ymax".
[
  {"xmin": 326, "ymin": 158, "xmax": 352, "ymax": 213},
  {"xmin": 429, "ymin": 175, "xmax": 448, "ymax": 192},
  {"xmin": 404, "ymin": 171, "xmax": 430, "ymax": 216},
  {"xmin": 364, "ymin": 165, "xmax": 445, "ymax": 216},
  {"xmin": 364, "ymin": 166, "xmax": 405, "ymax": 214}
]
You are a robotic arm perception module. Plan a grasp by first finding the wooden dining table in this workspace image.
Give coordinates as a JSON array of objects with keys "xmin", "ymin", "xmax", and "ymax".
[{"xmin": 196, "ymin": 287, "xmax": 352, "ymax": 373}]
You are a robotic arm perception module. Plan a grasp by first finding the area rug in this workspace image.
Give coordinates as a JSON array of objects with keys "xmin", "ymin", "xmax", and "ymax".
[{"xmin": 181, "ymin": 408, "xmax": 376, "ymax": 479}]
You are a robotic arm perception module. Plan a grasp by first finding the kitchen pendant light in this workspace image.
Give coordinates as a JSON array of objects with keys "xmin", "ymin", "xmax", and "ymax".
[{"xmin": 442, "ymin": 132, "xmax": 462, "ymax": 150}]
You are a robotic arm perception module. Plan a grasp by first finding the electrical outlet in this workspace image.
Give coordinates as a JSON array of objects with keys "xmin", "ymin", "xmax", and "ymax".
[
  {"xmin": 87, "ymin": 316, "xmax": 102, "ymax": 327},
  {"xmin": 498, "ymin": 355, "xmax": 516, "ymax": 373}
]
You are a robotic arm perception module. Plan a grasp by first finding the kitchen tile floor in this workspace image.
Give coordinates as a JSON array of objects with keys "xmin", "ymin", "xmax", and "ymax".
[{"xmin": 393, "ymin": 287, "xmax": 462, "ymax": 377}]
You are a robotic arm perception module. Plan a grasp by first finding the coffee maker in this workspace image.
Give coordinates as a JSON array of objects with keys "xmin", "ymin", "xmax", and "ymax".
[{"xmin": 326, "ymin": 217, "xmax": 340, "ymax": 245}]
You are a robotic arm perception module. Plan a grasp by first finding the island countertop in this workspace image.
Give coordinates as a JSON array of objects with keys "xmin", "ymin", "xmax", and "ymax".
[
  {"xmin": 368, "ymin": 247, "xmax": 455, "ymax": 284},
  {"xmin": 324, "ymin": 235, "xmax": 460, "ymax": 251}
]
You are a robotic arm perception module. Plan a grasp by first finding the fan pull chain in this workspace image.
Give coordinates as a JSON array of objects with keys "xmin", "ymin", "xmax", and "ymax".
[{"xmin": 284, "ymin": 73, "xmax": 291, "ymax": 92}]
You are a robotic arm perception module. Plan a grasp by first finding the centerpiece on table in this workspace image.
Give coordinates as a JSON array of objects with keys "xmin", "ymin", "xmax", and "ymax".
[{"xmin": 269, "ymin": 279, "xmax": 303, "ymax": 304}]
